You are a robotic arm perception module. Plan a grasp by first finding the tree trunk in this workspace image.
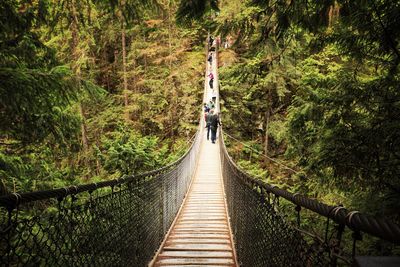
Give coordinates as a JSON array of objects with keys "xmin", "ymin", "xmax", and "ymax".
[
  {"xmin": 143, "ymin": 33, "xmax": 147, "ymax": 76},
  {"xmin": 168, "ymin": 0, "xmax": 175, "ymax": 141},
  {"xmin": 168, "ymin": 0, "xmax": 173, "ymax": 70},
  {"xmin": 70, "ymin": 0, "xmax": 89, "ymax": 151},
  {"xmin": 121, "ymin": 11, "xmax": 128, "ymax": 107},
  {"xmin": 70, "ymin": 0, "xmax": 80, "ymax": 74},
  {"xmin": 95, "ymin": 130, "xmax": 102, "ymax": 175},
  {"xmin": 264, "ymin": 88, "xmax": 272, "ymax": 165},
  {"xmin": 79, "ymin": 104, "xmax": 89, "ymax": 150},
  {"xmin": 264, "ymin": 107, "xmax": 270, "ymax": 165},
  {"xmin": 121, "ymin": 26, "xmax": 128, "ymax": 106},
  {"xmin": 328, "ymin": 1, "xmax": 340, "ymax": 27}
]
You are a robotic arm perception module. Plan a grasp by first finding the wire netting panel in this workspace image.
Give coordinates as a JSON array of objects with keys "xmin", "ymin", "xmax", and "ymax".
[
  {"xmin": 0, "ymin": 133, "xmax": 201, "ymax": 266},
  {"xmin": 220, "ymin": 139, "xmax": 329, "ymax": 267}
]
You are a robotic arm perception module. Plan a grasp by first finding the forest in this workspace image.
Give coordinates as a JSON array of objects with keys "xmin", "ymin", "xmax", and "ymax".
[
  {"xmin": 1, "ymin": 0, "xmax": 205, "ymax": 195},
  {"xmin": 1, "ymin": 0, "xmax": 399, "ymax": 228}
]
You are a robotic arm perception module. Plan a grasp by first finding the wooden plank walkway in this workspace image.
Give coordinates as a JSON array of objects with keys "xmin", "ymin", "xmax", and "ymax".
[
  {"xmin": 151, "ymin": 135, "xmax": 237, "ymax": 266},
  {"xmin": 150, "ymin": 42, "xmax": 235, "ymax": 267}
]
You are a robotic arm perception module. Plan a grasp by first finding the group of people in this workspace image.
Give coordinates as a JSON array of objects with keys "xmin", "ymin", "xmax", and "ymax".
[
  {"xmin": 204, "ymin": 101, "xmax": 221, "ymax": 144},
  {"xmin": 208, "ymin": 37, "xmax": 215, "ymax": 89},
  {"xmin": 210, "ymin": 35, "xmax": 232, "ymax": 50},
  {"xmin": 208, "ymin": 36, "xmax": 219, "ymax": 50},
  {"xmin": 204, "ymin": 36, "xmax": 221, "ymax": 144},
  {"xmin": 222, "ymin": 36, "xmax": 232, "ymax": 49}
]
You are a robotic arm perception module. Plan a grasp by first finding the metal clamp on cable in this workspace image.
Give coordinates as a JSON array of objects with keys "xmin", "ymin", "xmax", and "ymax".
[
  {"xmin": 63, "ymin": 187, "xmax": 69, "ymax": 197},
  {"xmin": 346, "ymin": 211, "xmax": 360, "ymax": 229},
  {"xmin": 292, "ymin": 192, "xmax": 301, "ymax": 205},
  {"xmin": 333, "ymin": 206, "xmax": 346, "ymax": 217},
  {"xmin": 11, "ymin": 193, "xmax": 22, "ymax": 209}
]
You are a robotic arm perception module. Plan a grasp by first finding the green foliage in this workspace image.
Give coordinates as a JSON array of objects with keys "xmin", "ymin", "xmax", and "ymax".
[
  {"xmin": 94, "ymin": 0, "xmax": 161, "ymax": 23},
  {"xmin": 0, "ymin": 145, "xmax": 76, "ymax": 193},
  {"xmin": 0, "ymin": 0, "xmax": 52, "ymax": 68},
  {"xmin": 267, "ymin": 116, "xmax": 286, "ymax": 144},
  {"xmin": 237, "ymin": 159, "xmax": 267, "ymax": 179},
  {"xmin": 0, "ymin": 152, "xmax": 26, "ymax": 194},
  {"xmin": 101, "ymin": 130, "xmax": 168, "ymax": 176},
  {"xmin": 287, "ymin": 45, "xmax": 400, "ymax": 212},
  {"xmin": 0, "ymin": 66, "xmax": 81, "ymax": 143},
  {"xmin": 215, "ymin": 0, "xmax": 400, "ymax": 218},
  {"xmin": 0, "ymin": 1, "xmax": 86, "ymax": 145},
  {"xmin": 124, "ymin": 19, "xmax": 204, "ymax": 137},
  {"xmin": 0, "ymin": 0, "xmax": 203, "ymax": 195},
  {"xmin": 176, "ymin": 0, "xmax": 219, "ymax": 26}
]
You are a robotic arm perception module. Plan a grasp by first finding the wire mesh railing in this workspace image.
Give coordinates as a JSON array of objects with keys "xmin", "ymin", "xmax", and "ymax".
[
  {"xmin": 219, "ymin": 130, "xmax": 400, "ymax": 266},
  {"xmin": 0, "ymin": 130, "xmax": 202, "ymax": 266}
]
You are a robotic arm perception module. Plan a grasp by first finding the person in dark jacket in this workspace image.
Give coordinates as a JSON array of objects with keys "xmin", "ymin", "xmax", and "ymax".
[
  {"xmin": 211, "ymin": 90, "xmax": 217, "ymax": 103},
  {"xmin": 204, "ymin": 103, "xmax": 210, "ymax": 113},
  {"xmin": 209, "ymin": 111, "xmax": 221, "ymax": 144}
]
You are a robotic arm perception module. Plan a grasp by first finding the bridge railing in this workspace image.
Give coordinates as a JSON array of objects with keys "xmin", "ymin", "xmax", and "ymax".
[
  {"xmin": 219, "ymin": 130, "xmax": 400, "ymax": 266},
  {"xmin": 0, "ymin": 129, "xmax": 202, "ymax": 266}
]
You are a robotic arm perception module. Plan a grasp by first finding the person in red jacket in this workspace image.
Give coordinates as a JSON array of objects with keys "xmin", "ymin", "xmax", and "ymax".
[{"xmin": 208, "ymin": 72, "xmax": 214, "ymax": 89}]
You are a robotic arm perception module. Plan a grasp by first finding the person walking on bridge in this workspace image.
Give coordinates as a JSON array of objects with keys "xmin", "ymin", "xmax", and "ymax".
[
  {"xmin": 207, "ymin": 100, "xmax": 215, "ymax": 110},
  {"xmin": 205, "ymin": 110, "xmax": 212, "ymax": 140},
  {"xmin": 204, "ymin": 103, "xmax": 210, "ymax": 113},
  {"xmin": 208, "ymin": 72, "xmax": 214, "ymax": 89},
  {"xmin": 212, "ymin": 90, "xmax": 217, "ymax": 103},
  {"xmin": 209, "ymin": 110, "xmax": 221, "ymax": 144},
  {"xmin": 209, "ymin": 36, "xmax": 214, "ymax": 48}
]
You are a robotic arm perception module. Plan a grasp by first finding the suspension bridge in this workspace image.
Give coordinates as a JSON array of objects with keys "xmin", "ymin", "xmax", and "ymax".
[{"xmin": 1, "ymin": 43, "xmax": 400, "ymax": 267}]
